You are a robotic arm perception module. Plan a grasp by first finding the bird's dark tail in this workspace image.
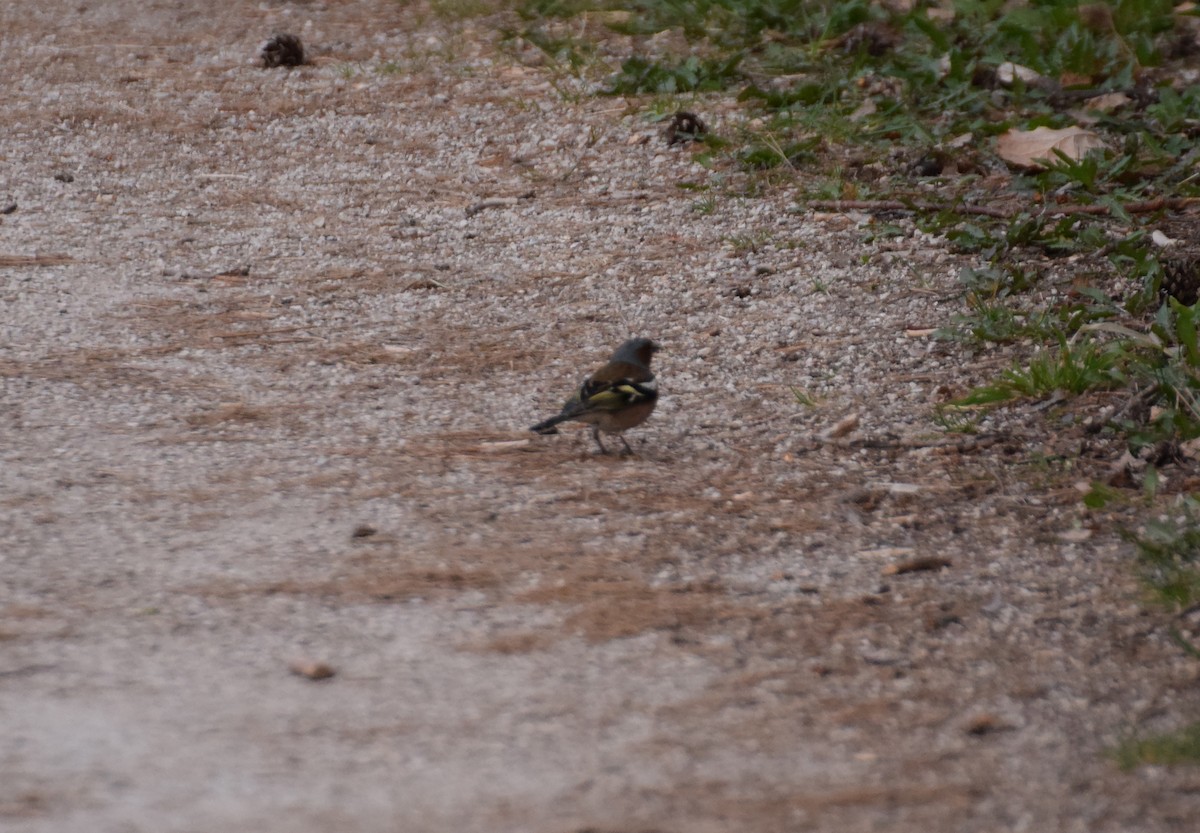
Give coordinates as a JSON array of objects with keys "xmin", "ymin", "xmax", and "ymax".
[{"xmin": 530, "ymin": 413, "xmax": 570, "ymax": 434}]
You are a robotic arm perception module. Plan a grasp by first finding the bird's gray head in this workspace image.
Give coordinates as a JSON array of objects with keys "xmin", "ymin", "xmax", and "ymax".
[{"xmin": 611, "ymin": 337, "xmax": 659, "ymax": 368}]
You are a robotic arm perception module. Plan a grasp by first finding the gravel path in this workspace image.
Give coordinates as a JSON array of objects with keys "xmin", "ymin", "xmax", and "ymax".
[{"xmin": 3, "ymin": 2, "xmax": 1199, "ymax": 831}]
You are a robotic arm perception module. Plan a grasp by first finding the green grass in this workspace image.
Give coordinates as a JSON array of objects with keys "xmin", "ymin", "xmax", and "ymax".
[
  {"xmin": 953, "ymin": 292, "xmax": 1200, "ymax": 442},
  {"xmin": 956, "ymin": 338, "xmax": 1127, "ymax": 404},
  {"xmin": 429, "ymin": 0, "xmax": 499, "ymax": 18},
  {"xmin": 1114, "ymin": 721, "xmax": 1200, "ymax": 769},
  {"xmin": 513, "ymin": 0, "xmax": 1198, "ymax": 154},
  {"xmin": 504, "ymin": 1, "xmax": 1200, "ymax": 439},
  {"xmin": 508, "ymin": 0, "xmax": 1200, "ymax": 277},
  {"xmin": 1122, "ymin": 495, "xmax": 1200, "ymax": 612},
  {"xmin": 505, "ymin": 1, "xmax": 1200, "ymax": 673},
  {"xmin": 790, "ymin": 386, "xmax": 817, "ymax": 407}
]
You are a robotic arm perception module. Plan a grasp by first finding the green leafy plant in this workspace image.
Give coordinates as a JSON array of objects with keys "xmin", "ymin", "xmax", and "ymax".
[
  {"xmin": 946, "ymin": 303, "xmax": 1056, "ymax": 345},
  {"xmin": 790, "ymin": 386, "xmax": 817, "ymax": 407},
  {"xmin": 957, "ymin": 337, "xmax": 1126, "ymax": 405},
  {"xmin": 605, "ymin": 54, "xmax": 746, "ymax": 94},
  {"xmin": 1119, "ymin": 301, "xmax": 1200, "ymax": 442},
  {"xmin": 508, "ymin": 0, "xmax": 1200, "ymax": 450},
  {"xmin": 932, "ymin": 403, "xmax": 979, "ymax": 433},
  {"xmin": 1113, "ymin": 722, "xmax": 1200, "ymax": 770},
  {"xmin": 1122, "ymin": 494, "xmax": 1200, "ymax": 610}
]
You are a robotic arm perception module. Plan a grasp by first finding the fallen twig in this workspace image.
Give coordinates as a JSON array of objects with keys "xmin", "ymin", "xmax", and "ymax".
[
  {"xmin": 803, "ymin": 433, "xmax": 1011, "ymax": 453},
  {"xmin": 1043, "ymin": 197, "xmax": 1200, "ymax": 217},
  {"xmin": 883, "ymin": 556, "xmax": 952, "ymax": 576},
  {"xmin": 209, "ymin": 325, "xmax": 311, "ymax": 343},
  {"xmin": 807, "ymin": 200, "xmax": 1010, "ymax": 218},
  {"xmin": 465, "ymin": 191, "xmax": 535, "ymax": 217},
  {"xmin": 806, "ymin": 196, "xmax": 1200, "ymax": 220},
  {"xmin": 0, "ymin": 254, "xmax": 74, "ymax": 267},
  {"xmin": 859, "ymin": 435, "xmax": 1003, "ymax": 452}
]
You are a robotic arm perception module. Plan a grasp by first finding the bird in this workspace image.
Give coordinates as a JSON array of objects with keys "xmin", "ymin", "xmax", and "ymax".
[{"xmin": 530, "ymin": 337, "xmax": 660, "ymax": 455}]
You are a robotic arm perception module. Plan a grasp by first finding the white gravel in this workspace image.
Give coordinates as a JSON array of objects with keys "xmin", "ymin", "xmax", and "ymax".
[{"xmin": 3, "ymin": 2, "xmax": 1200, "ymax": 832}]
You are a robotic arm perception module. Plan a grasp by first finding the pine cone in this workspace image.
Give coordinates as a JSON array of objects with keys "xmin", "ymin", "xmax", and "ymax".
[
  {"xmin": 260, "ymin": 34, "xmax": 306, "ymax": 68},
  {"xmin": 664, "ymin": 111, "xmax": 706, "ymax": 146},
  {"xmin": 1161, "ymin": 255, "xmax": 1200, "ymax": 306}
]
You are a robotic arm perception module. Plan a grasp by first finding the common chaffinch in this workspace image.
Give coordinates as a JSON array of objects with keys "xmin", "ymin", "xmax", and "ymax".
[{"xmin": 530, "ymin": 337, "xmax": 660, "ymax": 454}]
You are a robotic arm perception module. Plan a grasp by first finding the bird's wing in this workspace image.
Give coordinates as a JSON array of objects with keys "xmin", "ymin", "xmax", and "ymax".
[{"xmin": 574, "ymin": 375, "xmax": 657, "ymax": 413}]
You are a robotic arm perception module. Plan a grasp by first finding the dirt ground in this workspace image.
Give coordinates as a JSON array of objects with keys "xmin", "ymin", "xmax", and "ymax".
[{"xmin": 3, "ymin": 2, "xmax": 1200, "ymax": 831}]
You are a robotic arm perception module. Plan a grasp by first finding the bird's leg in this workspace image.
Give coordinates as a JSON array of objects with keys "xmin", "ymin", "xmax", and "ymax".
[
  {"xmin": 618, "ymin": 434, "xmax": 634, "ymax": 455},
  {"xmin": 591, "ymin": 427, "xmax": 609, "ymax": 454}
]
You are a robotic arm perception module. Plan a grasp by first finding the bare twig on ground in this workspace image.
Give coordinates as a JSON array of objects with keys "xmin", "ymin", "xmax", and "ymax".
[
  {"xmin": 465, "ymin": 192, "xmax": 535, "ymax": 217},
  {"xmin": 0, "ymin": 254, "xmax": 74, "ymax": 267},
  {"xmin": 806, "ymin": 197, "xmax": 1200, "ymax": 219}
]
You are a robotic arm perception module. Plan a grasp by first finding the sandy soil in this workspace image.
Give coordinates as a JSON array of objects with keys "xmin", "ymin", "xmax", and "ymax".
[{"xmin": 3, "ymin": 2, "xmax": 1200, "ymax": 831}]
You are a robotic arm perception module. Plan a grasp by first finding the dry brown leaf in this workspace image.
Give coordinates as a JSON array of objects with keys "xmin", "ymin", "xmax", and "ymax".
[
  {"xmin": 964, "ymin": 712, "xmax": 1010, "ymax": 736},
  {"xmin": 1180, "ymin": 437, "xmax": 1200, "ymax": 460},
  {"xmin": 996, "ymin": 62, "xmax": 1045, "ymax": 87},
  {"xmin": 288, "ymin": 659, "xmax": 336, "ymax": 680},
  {"xmin": 849, "ymin": 99, "xmax": 877, "ymax": 122},
  {"xmin": 822, "ymin": 413, "xmax": 861, "ymax": 439},
  {"xmin": 882, "ymin": 556, "xmax": 952, "ymax": 576},
  {"xmin": 1083, "ymin": 92, "xmax": 1130, "ymax": 113},
  {"xmin": 1058, "ymin": 71, "xmax": 1093, "ymax": 88},
  {"xmin": 995, "ymin": 126, "xmax": 1108, "ymax": 170}
]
